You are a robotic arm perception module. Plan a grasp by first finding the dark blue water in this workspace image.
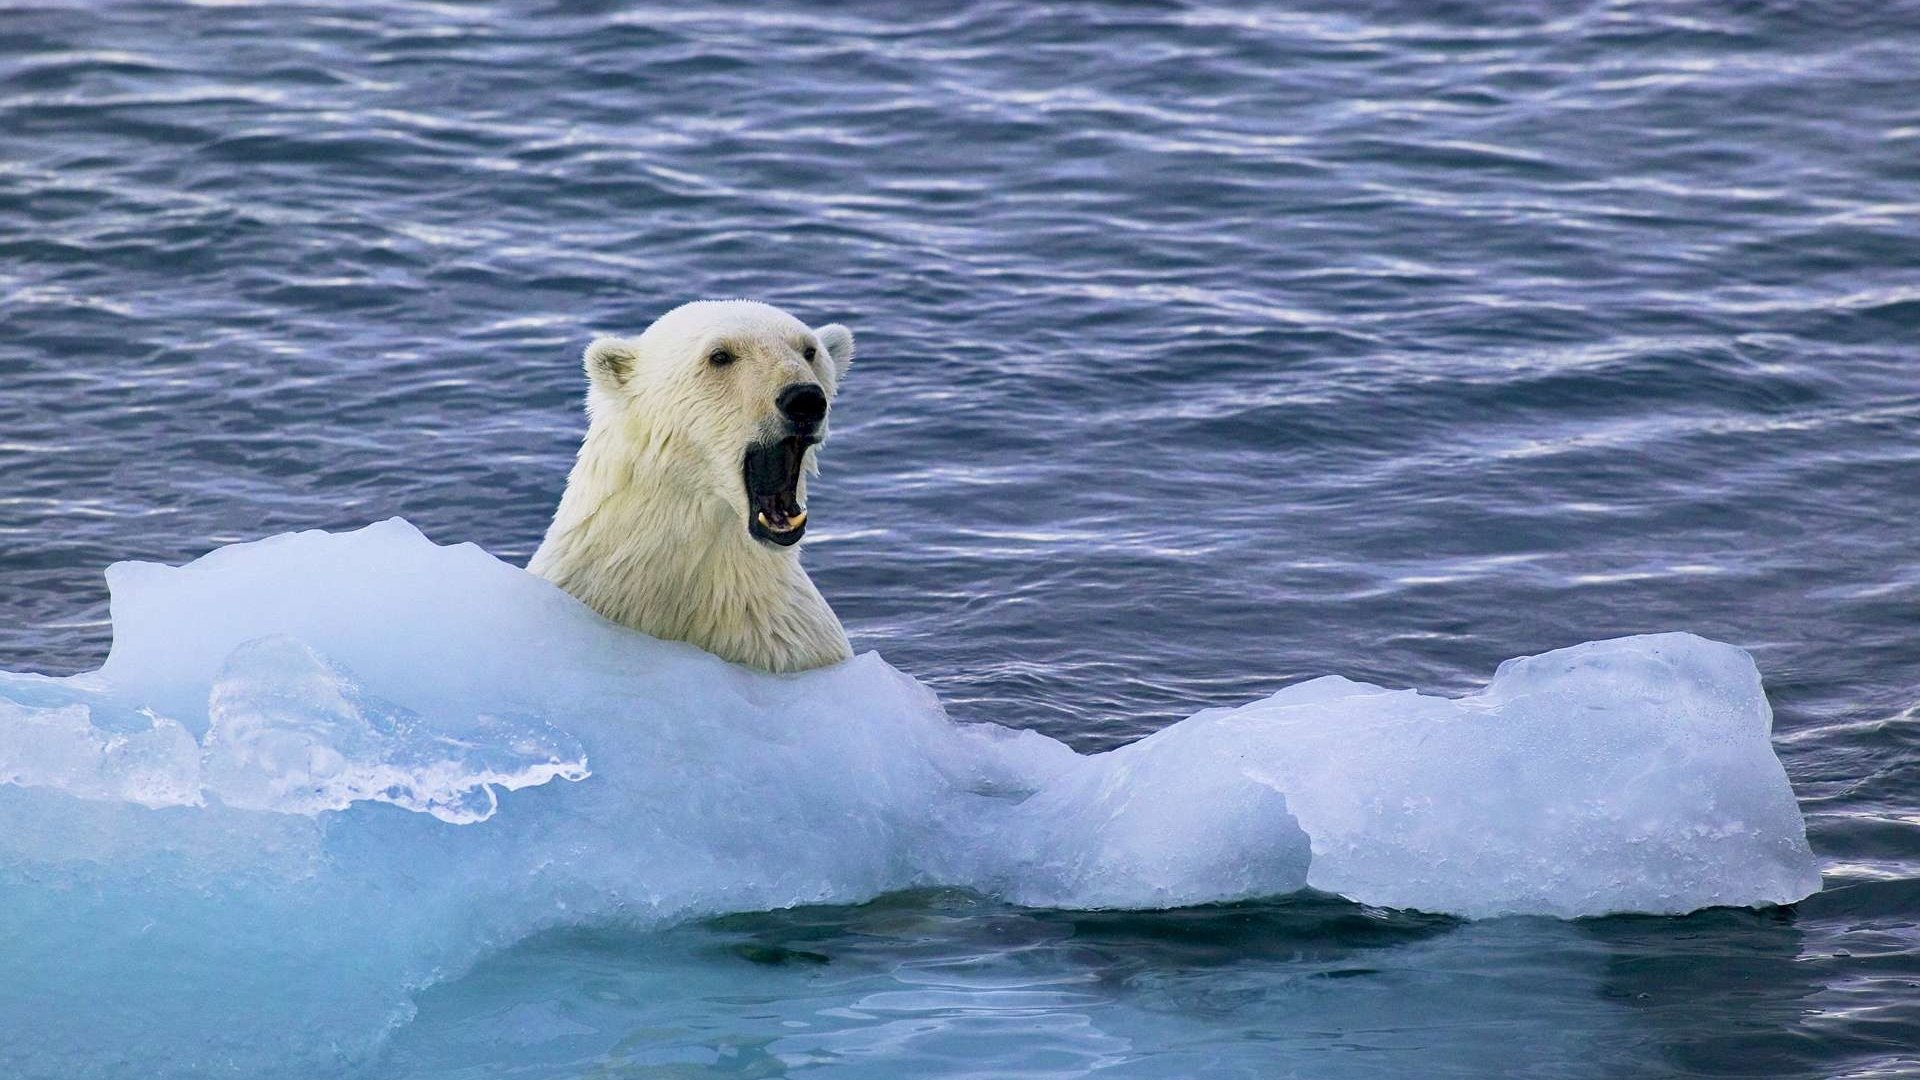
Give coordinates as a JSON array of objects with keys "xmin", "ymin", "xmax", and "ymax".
[{"xmin": 2, "ymin": 2, "xmax": 1916, "ymax": 1077}]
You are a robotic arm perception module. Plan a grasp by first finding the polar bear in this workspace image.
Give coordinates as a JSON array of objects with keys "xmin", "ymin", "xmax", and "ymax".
[{"xmin": 528, "ymin": 300, "xmax": 856, "ymax": 673}]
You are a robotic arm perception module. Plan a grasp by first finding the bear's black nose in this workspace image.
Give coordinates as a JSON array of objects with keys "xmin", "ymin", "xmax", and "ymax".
[{"xmin": 777, "ymin": 383, "xmax": 828, "ymax": 430}]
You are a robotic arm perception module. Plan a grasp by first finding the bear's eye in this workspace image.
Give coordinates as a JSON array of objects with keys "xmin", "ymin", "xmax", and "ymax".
[
  {"xmin": 707, "ymin": 347, "xmax": 736, "ymax": 368},
  {"xmin": 802, "ymin": 344, "xmax": 817, "ymax": 363}
]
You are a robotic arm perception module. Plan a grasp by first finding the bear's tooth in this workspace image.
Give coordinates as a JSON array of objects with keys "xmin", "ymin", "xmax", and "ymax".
[
  {"xmin": 756, "ymin": 511, "xmax": 773, "ymax": 529},
  {"xmin": 788, "ymin": 509, "xmax": 807, "ymax": 529}
]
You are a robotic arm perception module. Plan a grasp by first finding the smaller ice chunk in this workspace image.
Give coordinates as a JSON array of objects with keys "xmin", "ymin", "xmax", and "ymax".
[
  {"xmin": 0, "ymin": 698, "xmax": 200, "ymax": 809},
  {"xmin": 1178, "ymin": 634, "xmax": 1821, "ymax": 918},
  {"xmin": 203, "ymin": 636, "xmax": 588, "ymax": 823},
  {"xmin": 0, "ymin": 630, "xmax": 589, "ymax": 825}
]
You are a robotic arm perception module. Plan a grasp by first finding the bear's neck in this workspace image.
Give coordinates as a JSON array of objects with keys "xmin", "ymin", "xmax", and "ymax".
[{"xmin": 527, "ymin": 421, "xmax": 853, "ymax": 674}]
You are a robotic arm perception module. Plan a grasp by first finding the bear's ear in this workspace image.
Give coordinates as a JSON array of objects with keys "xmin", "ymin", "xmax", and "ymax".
[
  {"xmin": 815, "ymin": 323, "xmax": 854, "ymax": 382},
  {"xmin": 584, "ymin": 337, "xmax": 638, "ymax": 391}
]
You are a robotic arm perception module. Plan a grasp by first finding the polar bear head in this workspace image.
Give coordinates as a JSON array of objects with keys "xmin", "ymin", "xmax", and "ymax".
[{"xmin": 580, "ymin": 300, "xmax": 855, "ymax": 548}]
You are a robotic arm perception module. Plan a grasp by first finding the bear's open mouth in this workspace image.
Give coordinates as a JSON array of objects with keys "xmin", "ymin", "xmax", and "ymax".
[{"xmin": 743, "ymin": 435, "xmax": 814, "ymax": 547}]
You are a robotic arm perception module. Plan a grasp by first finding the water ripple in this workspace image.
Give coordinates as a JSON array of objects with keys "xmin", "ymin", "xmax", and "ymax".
[{"xmin": 1, "ymin": 1, "xmax": 1916, "ymax": 1077}]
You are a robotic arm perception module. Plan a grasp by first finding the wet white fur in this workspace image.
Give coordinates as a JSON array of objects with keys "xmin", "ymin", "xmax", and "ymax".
[{"xmin": 528, "ymin": 300, "xmax": 856, "ymax": 673}]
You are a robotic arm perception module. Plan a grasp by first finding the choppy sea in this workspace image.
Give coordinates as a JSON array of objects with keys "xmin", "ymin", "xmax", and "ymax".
[{"xmin": 2, "ymin": 2, "xmax": 1916, "ymax": 1076}]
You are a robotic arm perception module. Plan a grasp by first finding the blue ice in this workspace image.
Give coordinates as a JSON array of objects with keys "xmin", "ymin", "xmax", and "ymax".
[{"xmin": 0, "ymin": 520, "xmax": 1818, "ymax": 1076}]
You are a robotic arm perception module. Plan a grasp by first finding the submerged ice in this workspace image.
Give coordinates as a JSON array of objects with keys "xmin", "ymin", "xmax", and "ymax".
[{"xmin": 0, "ymin": 520, "xmax": 1818, "ymax": 1076}]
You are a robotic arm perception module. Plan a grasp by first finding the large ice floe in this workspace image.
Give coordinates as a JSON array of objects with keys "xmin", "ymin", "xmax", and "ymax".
[{"xmin": 0, "ymin": 520, "xmax": 1818, "ymax": 1076}]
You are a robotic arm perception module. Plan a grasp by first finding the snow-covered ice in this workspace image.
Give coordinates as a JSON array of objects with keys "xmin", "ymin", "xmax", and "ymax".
[{"xmin": 0, "ymin": 520, "xmax": 1819, "ymax": 1076}]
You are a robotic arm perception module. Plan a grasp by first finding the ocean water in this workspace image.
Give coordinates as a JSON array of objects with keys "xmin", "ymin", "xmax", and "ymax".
[{"xmin": 0, "ymin": 1, "xmax": 1915, "ymax": 1077}]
